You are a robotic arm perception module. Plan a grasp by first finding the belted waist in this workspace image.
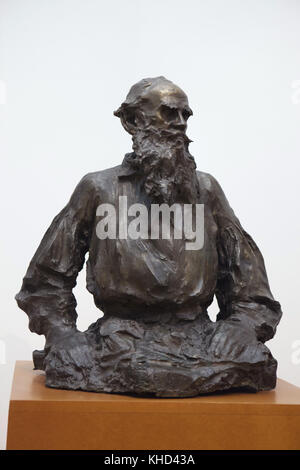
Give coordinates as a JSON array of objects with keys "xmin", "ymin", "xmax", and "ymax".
[{"xmin": 101, "ymin": 300, "xmax": 209, "ymax": 323}]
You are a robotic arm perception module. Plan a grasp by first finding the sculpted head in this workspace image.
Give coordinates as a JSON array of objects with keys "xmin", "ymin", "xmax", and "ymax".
[
  {"xmin": 115, "ymin": 77, "xmax": 198, "ymax": 204},
  {"xmin": 114, "ymin": 76, "xmax": 193, "ymax": 135}
]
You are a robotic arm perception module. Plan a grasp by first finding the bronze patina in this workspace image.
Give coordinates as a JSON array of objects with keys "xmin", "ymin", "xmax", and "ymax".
[{"xmin": 16, "ymin": 77, "xmax": 282, "ymax": 396}]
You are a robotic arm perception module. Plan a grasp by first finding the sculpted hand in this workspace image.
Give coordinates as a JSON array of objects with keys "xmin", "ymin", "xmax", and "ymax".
[
  {"xmin": 208, "ymin": 319, "xmax": 258, "ymax": 360},
  {"xmin": 33, "ymin": 325, "xmax": 90, "ymax": 370}
]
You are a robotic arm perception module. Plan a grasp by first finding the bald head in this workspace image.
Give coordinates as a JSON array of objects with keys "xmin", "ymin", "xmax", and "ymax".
[{"xmin": 114, "ymin": 76, "xmax": 193, "ymax": 135}]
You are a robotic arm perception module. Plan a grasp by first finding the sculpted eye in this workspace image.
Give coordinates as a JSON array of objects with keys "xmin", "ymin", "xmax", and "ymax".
[
  {"xmin": 182, "ymin": 108, "xmax": 192, "ymax": 120},
  {"xmin": 124, "ymin": 107, "xmax": 136, "ymax": 127},
  {"xmin": 159, "ymin": 104, "xmax": 178, "ymax": 122}
]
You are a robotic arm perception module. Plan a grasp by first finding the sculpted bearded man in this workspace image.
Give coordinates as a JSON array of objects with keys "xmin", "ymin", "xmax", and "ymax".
[{"xmin": 16, "ymin": 77, "xmax": 282, "ymax": 396}]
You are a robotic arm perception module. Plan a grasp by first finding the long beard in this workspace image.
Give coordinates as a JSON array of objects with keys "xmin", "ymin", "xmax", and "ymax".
[{"xmin": 129, "ymin": 128, "xmax": 199, "ymax": 205}]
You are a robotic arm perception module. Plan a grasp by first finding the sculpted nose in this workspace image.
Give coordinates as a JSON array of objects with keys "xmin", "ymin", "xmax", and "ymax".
[{"xmin": 175, "ymin": 110, "xmax": 187, "ymax": 129}]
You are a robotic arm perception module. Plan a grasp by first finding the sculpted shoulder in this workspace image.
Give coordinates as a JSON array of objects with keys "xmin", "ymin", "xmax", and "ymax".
[
  {"xmin": 196, "ymin": 170, "xmax": 220, "ymax": 196},
  {"xmin": 70, "ymin": 165, "xmax": 122, "ymax": 207},
  {"xmin": 75, "ymin": 165, "xmax": 122, "ymax": 195},
  {"xmin": 80, "ymin": 165, "xmax": 122, "ymax": 191}
]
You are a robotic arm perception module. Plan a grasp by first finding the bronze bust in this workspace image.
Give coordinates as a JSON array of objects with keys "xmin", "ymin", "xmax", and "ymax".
[{"xmin": 16, "ymin": 77, "xmax": 282, "ymax": 396}]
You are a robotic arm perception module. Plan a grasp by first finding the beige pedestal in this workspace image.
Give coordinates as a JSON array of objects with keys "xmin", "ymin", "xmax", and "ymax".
[{"xmin": 6, "ymin": 361, "xmax": 300, "ymax": 450}]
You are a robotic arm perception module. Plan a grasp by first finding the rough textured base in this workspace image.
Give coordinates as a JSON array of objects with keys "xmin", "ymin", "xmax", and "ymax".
[
  {"xmin": 8, "ymin": 362, "xmax": 300, "ymax": 450},
  {"xmin": 34, "ymin": 313, "xmax": 278, "ymax": 397}
]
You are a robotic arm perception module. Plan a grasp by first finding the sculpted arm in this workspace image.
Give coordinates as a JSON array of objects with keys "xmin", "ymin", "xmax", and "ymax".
[
  {"xmin": 16, "ymin": 174, "xmax": 96, "ymax": 365},
  {"xmin": 210, "ymin": 176, "xmax": 282, "ymax": 343}
]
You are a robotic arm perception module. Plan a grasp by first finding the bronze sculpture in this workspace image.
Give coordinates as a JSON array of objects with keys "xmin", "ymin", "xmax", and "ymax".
[{"xmin": 16, "ymin": 77, "xmax": 282, "ymax": 396}]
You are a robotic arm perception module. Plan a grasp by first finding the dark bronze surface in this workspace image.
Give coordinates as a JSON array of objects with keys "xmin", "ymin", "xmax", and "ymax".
[{"xmin": 16, "ymin": 77, "xmax": 282, "ymax": 396}]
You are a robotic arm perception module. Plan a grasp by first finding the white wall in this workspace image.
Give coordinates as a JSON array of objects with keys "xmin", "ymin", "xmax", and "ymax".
[{"xmin": 0, "ymin": 0, "xmax": 300, "ymax": 449}]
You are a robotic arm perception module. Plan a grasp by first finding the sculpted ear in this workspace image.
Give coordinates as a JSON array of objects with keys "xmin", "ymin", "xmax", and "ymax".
[{"xmin": 114, "ymin": 104, "xmax": 138, "ymax": 135}]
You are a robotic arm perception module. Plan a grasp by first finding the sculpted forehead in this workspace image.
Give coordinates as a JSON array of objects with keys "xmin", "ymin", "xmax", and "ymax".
[
  {"xmin": 144, "ymin": 82, "xmax": 189, "ymax": 109},
  {"xmin": 123, "ymin": 77, "xmax": 190, "ymax": 109}
]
